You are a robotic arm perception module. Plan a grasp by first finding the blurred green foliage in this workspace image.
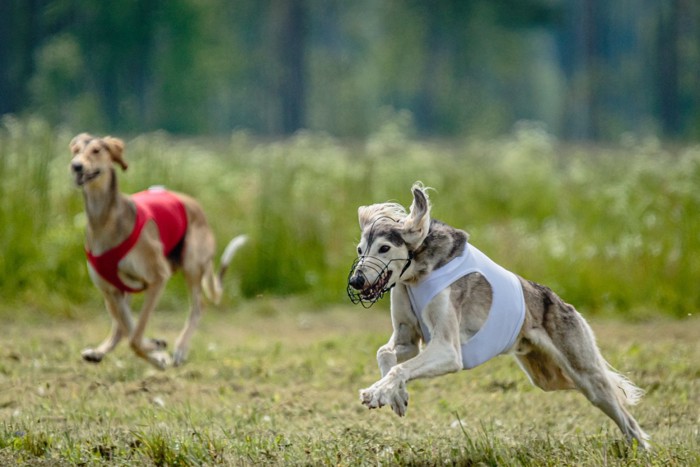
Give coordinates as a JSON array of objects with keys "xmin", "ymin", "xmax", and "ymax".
[{"xmin": 0, "ymin": 117, "xmax": 697, "ymax": 318}]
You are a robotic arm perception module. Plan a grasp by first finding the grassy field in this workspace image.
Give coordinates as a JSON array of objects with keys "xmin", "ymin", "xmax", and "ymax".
[
  {"xmin": 0, "ymin": 117, "xmax": 698, "ymax": 463},
  {"xmin": 1, "ymin": 301, "xmax": 698, "ymax": 465}
]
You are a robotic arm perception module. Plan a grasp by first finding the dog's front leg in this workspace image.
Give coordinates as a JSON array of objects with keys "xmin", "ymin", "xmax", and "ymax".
[
  {"xmin": 376, "ymin": 343, "xmax": 397, "ymax": 378},
  {"xmin": 362, "ymin": 340, "xmax": 461, "ymax": 416},
  {"xmin": 376, "ymin": 322, "xmax": 420, "ymax": 377},
  {"xmin": 361, "ymin": 290, "xmax": 462, "ymax": 416},
  {"xmin": 82, "ymin": 290, "xmax": 134, "ymax": 363},
  {"xmin": 376, "ymin": 285, "xmax": 421, "ymax": 377}
]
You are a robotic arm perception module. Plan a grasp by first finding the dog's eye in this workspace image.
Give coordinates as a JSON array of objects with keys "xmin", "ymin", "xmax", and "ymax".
[
  {"xmin": 378, "ymin": 245, "xmax": 391, "ymax": 254},
  {"xmin": 92, "ymin": 148, "xmax": 100, "ymax": 154}
]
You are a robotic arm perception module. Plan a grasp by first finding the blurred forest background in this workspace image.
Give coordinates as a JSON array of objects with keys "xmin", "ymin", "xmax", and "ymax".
[{"xmin": 2, "ymin": 0, "xmax": 699, "ymax": 140}]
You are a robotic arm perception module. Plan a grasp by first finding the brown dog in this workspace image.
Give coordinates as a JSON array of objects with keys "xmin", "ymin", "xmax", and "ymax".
[{"xmin": 70, "ymin": 133, "xmax": 246, "ymax": 369}]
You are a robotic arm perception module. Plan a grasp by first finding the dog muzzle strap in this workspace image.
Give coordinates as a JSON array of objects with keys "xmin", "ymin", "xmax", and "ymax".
[
  {"xmin": 399, "ymin": 250, "xmax": 413, "ymax": 279},
  {"xmin": 346, "ymin": 253, "xmax": 413, "ymax": 307}
]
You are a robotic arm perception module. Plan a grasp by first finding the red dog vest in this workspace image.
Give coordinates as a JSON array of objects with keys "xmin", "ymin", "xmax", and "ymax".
[{"xmin": 85, "ymin": 188, "xmax": 188, "ymax": 292}]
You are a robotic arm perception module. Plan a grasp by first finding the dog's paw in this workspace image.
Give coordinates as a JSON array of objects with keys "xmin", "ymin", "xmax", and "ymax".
[
  {"xmin": 360, "ymin": 387, "xmax": 384, "ymax": 410},
  {"xmin": 81, "ymin": 348, "xmax": 104, "ymax": 363},
  {"xmin": 146, "ymin": 350, "xmax": 172, "ymax": 370},
  {"xmin": 360, "ymin": 379, "xmax": 409, "ymax": 416},
  {"xmin": 172, "ymin": 348, "xmax": 188, "ymax": 367},
  {"xmin": 148, "ymin": 337, "xmax": 168, "ymax": 350}
]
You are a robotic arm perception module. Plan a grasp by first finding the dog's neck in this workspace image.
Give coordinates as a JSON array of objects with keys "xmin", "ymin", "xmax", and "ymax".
[
  {"xmin": 82, "ymin": 168, "xmax": 136, "ymax": 254},
  {"xmin": 401, "ymin": 221, "xmax": 468, "ymax": 285}
]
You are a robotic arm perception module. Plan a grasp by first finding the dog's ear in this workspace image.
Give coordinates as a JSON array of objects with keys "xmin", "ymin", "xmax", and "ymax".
[
  {"xmin": 402, "ymin": 183, "xmax": 431, "ymax": 248},
  {"xmin": 69, "ymin": 133, "xmax": 92, "ymax": 154},
  {"xmin": 103, "ymin": 136, "xmax": 128, "ymax": 171},
  {"xmin": 357, "ymin": 205, "xmax": 373, "ymax": 230}
]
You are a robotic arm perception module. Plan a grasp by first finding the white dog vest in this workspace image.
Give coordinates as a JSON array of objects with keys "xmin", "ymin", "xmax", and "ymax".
[{"xmin": 406, "ymin": 243, "xmax": 525, "ymax": 369}]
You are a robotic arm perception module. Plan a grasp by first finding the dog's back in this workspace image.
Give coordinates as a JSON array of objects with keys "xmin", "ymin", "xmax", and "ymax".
[{"xmin": 132, "ymin": 188, "xmax": 188, "ymax": 261}]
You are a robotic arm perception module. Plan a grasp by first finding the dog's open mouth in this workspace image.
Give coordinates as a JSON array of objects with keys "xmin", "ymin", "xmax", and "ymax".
[
  {"xmin": 359, "ymin": 270, "xmax": 392, "ymax": 302},
  {"xmin": 347, "ymin": 257, "xmax": 394, "ymax": 307},
  {"xmin": 74, "ymin": 169, "xmax": 101, "ymax": 186}
]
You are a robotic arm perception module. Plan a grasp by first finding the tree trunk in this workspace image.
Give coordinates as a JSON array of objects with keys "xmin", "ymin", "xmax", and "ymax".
[
  {"xmin": 271, "ymin": 0, "xmax": 306, "ymax": 134},
  {"xmin": 656, "ymin": 0, "xmax": 681, "ymax": 137}
]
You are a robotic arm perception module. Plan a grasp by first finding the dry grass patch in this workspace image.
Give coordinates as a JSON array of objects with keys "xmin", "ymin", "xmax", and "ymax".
[{"xmin": 1, "ymin": 302, "xmax": 698, "ymax": 465}]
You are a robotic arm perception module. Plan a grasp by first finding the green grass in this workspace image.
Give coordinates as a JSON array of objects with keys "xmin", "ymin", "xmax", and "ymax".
[
  {"xmin": 1, "ymin": 118, "xmax": 698, "ymax": 464},
  {"xmin": 1, "ymin": 117, "xmax": 699, "ymax": 318},
  {"xmin": 0, "ymin": 303, "xmax": 698, "ymax": 465},
  {"xmin": 1, "ymin": 117, "xmax": 698, "ymax": 463}
]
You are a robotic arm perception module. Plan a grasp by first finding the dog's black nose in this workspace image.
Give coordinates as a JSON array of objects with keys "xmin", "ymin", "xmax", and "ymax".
[
  {"xmin": 71, "ymin": 161, "xmax": 84, "ymax": 173},
  {"xmin": 349, "ymin": 272, "xmax": 366, "ymax": 290}
]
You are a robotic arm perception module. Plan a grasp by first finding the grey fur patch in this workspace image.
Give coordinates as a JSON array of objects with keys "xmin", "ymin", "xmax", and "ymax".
[
  {"xmin": 408, "ymin": 219, "xmax": 468, "ymax": 280},
  {"xmin": 363, "ymin": 223, "xmax": 406, "ymax": 248},
  {"xmin": 382, "ymin": 227, "xmax": 406, "ymax": 247}
]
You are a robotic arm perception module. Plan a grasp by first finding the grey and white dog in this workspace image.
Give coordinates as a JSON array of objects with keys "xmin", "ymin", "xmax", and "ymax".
[{"xmin": 347, "ymin": 182, "xmax": 649, "ymax": 449}]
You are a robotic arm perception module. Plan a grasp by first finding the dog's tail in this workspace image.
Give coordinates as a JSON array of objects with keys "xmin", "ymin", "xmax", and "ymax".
[
  {"xmin": 202, "ymin": 234, "xmax": 248, "ymax": 304},
  {"xmin": 606, "ymin": 362, "xmax": 645, "ymax": 406}
]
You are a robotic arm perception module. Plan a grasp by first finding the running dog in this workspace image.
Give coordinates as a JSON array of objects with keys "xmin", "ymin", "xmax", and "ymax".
[
  {"xmin": 70, "ymin": 133, "xmax": 247, "ymax": 369},
  {"xmin": 347, "ymin": 182, "xmax": 649, "ymax": 448}
]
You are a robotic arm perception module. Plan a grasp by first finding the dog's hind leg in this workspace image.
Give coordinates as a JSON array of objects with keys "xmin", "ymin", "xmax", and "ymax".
[
  {"xmin": 515, "ymin": 344, "xmax": 576, "ymax": 391},
  {"xmin": 173, "ymin": 273, "xmax": 204, "ymax": 366},
  {"xmin": 523, "ymin": 281, "xmax": 648, "ymax": 448},
  {"xmin": 556, "ymin": 352, "xmax": 649, "ymax": 449},
  {"xmin": 573, "ymin": 367, "xmax": 649, "ymax": 449},
  {"xmin": 172, "ymin": 233, "xmax": 217, "ymax": 366},
  {"xmin": 557, "ymin": 336, "xmax": 649, "ymax": 448},
  {"xmin": 529, "ymin": 307, "xmax": 649, "ymax": 448}
]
